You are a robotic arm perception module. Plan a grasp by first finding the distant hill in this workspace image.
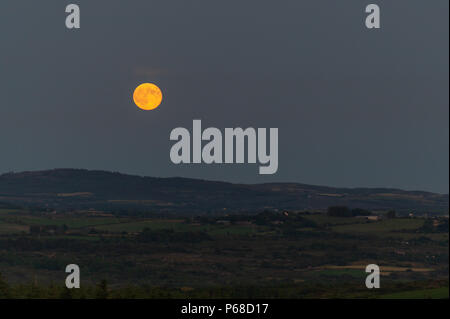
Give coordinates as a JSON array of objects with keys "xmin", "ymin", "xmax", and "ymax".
[{"xmin": 0, "ymin": 169, "xmax": 448, "ymax": 214}]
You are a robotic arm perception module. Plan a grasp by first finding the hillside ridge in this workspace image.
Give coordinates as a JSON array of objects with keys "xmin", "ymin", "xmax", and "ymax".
[{"xmin": 0, "ymin": 169, "xmax": 448, "ymax": 213}]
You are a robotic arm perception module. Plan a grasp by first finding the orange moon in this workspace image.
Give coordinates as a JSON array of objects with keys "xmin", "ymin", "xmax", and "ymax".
[{"xmin": 133, "ymin": 83, "xmax": 163, "ymax": 110}]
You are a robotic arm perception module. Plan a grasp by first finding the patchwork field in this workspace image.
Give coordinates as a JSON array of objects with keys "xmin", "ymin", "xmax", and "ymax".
[{"xmin": 0, "ymin": 208, "xmax": 448, "ymax": 298}]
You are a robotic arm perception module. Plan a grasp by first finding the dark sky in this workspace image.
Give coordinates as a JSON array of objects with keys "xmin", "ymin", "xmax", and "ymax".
[{"xmin": 0, "ymin": 0, "xmax": 448, "ymax": 193}]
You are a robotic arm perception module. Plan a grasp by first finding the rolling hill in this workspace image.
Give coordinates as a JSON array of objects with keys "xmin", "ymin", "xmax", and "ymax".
[{"xmin": 0, "ymin": 169, "xmax": 448, "ymax": 214}]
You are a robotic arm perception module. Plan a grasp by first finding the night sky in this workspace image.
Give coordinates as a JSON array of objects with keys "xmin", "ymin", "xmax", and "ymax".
[{"xmin": 0, "ymin": 0, "xmax": 448, "ymax": 193}]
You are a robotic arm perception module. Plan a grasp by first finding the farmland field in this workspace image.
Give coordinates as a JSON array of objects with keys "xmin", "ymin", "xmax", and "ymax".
[{"xmin": 0, "ymin": 208, "xmax": 448, "ymax": 299}]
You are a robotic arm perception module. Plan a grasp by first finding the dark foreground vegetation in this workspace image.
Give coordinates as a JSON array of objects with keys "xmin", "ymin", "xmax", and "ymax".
[
  {"xmin": 1, "ymin": 276, "xmax": 448, "ymax": 299},
  {"xmin": 0, "ymin": 204, "xmax": 448, "ymax": 299}
]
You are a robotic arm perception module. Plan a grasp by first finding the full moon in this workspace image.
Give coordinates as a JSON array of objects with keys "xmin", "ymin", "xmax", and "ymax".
[{"xmin": 133, "ymin": 83, "xmax": 163, "ymax": 110}]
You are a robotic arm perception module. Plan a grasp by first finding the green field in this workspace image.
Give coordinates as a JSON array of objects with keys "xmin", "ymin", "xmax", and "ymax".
[
  {"xmin": 304, "ymin": 214, "xmax": 368, "ymax": 226},
  {"xmin": 0, "ymin": 222, "xmax": 28, "ymax": 234},
  {"xmin": 332, "ymin": 218, "xmax": 424, "ymax": 233},
  {"xmin": 95, "ymin": 219, "xmax": 192, "ymax": 232}
]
